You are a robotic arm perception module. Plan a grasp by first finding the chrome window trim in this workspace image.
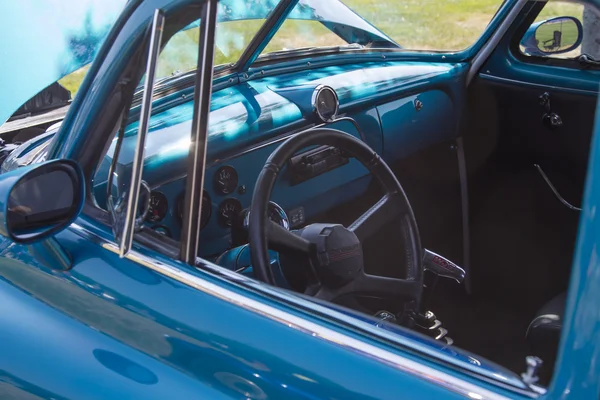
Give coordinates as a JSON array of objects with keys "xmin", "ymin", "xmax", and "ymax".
[
  {"xmin": 119, "ymin": 9, "xmax": 165, "ymax": 258},
  {"xmin": 69, "ymin": 222, "xmax": 543, "ymax": 399}
]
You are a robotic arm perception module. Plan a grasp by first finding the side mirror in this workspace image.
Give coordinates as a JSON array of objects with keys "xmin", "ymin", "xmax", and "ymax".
[
  {"xmin": 520, "ymin": 16, "xmax": 583, "ymax": 56},
  {"xmin": 0, "ymin": 159, "xmax": 84, "ymax": 244}
]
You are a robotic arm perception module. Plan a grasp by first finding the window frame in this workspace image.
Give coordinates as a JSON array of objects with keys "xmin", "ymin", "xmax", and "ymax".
[{"xmin": 509, "ymin": 0, "xmax": 600, "ymax": 70}]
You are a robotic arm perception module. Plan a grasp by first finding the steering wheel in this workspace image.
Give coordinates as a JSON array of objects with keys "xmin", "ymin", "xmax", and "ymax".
[{"xmin": 249, "ymin": 128, "xmax": 423, "ymax": 314}]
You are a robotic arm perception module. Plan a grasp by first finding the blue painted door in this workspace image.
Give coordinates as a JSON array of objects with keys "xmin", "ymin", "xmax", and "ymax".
[{"xmin": 0, "ymin": 215, "xmax": 526, "ymax": 399}]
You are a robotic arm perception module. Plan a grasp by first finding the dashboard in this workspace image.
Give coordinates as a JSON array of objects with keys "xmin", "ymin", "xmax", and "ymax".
[{"xmin": 95, "ymin": 61, "xmax": 464, "ymax": 259}]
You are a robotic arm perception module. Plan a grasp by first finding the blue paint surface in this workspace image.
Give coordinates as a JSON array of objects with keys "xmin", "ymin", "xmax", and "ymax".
[
  {"xmin": 3, "ymin": 0, "xmax": 585, "ymax": 398},
  {"xmin": 0, "ymin": 215, "xmax": 525, "ymax": 399},
  {"xmin": 88, "ymin": 61, "xmax": 463, "ymax": 254}
]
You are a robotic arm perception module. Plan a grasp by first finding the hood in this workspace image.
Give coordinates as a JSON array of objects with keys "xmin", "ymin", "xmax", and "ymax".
[
  {"xmin": 0, "ymin": 0, "xmax": 128, "ymax": 126},
  {"xmin": 0, "ymin": 0, "xmax": 398, "ymax": 128}
]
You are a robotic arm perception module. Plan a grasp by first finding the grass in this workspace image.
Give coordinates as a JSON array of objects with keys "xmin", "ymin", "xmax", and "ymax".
[{"xmin": 58, "ymin": 0, "xmax": 583, "ymax": 97}]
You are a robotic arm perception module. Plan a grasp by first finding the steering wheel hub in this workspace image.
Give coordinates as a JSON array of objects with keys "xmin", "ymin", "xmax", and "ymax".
[{"xmin": 301, "ymin": 223, "xmax": 363, "ymax": 287}]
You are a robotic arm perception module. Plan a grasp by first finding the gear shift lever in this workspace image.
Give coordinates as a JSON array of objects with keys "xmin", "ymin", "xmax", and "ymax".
[
  {"xmin": 423, "ymin": 249, "xmax": 465, "ymax": 283},
  {"xmin": 406, "ymin": 250, "xmax": 466, "ymax": 345}
]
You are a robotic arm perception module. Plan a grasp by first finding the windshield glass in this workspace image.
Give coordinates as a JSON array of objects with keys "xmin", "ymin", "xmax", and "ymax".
[
  {"xmin": 59, "ymin": 0, "xmax": 395, "ymax": 97},
  {"xmin": 259, "ymin": 0, "xmax": 395, "ymax": 58}
]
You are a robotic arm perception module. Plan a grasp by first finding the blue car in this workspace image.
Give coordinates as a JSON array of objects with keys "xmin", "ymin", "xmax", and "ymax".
[{"xmin": 0, "ymin": 0, "xmax": 599, "ymax": 398}]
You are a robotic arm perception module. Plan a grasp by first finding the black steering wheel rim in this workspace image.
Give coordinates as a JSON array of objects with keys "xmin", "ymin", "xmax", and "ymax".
[{"xmin": 249, "ymin": 128, "xmax": 423, "ymax": 309}]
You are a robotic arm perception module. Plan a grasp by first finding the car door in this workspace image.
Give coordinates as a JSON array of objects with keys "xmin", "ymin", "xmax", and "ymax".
[
  {"xmin": 469, "ymin": 0, "xmax": 600, "ymax": 206},
  {"xmin": 0, "ymin": 0, "xmax": 565, "ymax": 399}
]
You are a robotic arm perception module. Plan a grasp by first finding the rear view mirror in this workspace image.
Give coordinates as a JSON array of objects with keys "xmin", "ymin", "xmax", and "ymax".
[
  {"xmin": 0, "ymin": 159, "xmax": 84, "ymax": 243},
  {"xmin": 520, "ymin": 16, "xmax": 583, "ymax": 56}
]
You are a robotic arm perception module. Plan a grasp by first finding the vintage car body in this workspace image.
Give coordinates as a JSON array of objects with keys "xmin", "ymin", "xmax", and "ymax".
[{"xmin": 1, "ymin": 0, "xmax": 599, "ymax": 399}]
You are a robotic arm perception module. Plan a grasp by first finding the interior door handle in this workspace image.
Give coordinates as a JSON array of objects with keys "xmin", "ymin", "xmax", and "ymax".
[
  {"xmin": 543, "ymin": 112, "xmax": 563, "ymax": 127},
  {"xmin": 539, "ymin": 92, "xmax": 562, "ymax": 129}
]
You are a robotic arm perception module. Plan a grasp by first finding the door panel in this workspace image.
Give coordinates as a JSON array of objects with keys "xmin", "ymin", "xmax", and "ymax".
[
  {"xmin": 0, "ymin": 216, "xmax": 504, "ymax": 399},
  {"xmin": 477, "ymin": 77, "xmax": 596, "ymax": 201}
]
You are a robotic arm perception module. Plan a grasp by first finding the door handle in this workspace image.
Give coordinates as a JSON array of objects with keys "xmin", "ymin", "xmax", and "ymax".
[
  {"xmin": 543, "ymin": 112, "xmax": 563, "ymax": 128},
  {"xmin": 539, "ymin": 92, "xmax": 562, "ymax": 129}
]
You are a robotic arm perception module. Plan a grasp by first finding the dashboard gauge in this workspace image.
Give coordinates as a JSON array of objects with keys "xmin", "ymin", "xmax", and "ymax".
[
  {"xmin": 218, "ymin": 198, "xmax": 242, "ymax": 227},
  {"xmin": 242, "ymin": 201, "xmax": 290, "ymax": 230},
  {"xmin": 214, "ymin": 166, "xmax": 238, "ymax": 195},
  {"xmin": 147, "ymin": 191, "xmax": 168, "ymax": 222},
  {"xmin": 312, "ymin": 85, "xmax": 339, "ymax": 122},
  {"xmin": 177, "ymin": 190, "xmax": 212, "ymax": 230}
]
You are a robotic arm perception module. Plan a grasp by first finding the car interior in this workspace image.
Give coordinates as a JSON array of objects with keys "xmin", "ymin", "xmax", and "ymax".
[{"xmin": 1, "ymin": 0, "xmax": 598, "ymax": 388}]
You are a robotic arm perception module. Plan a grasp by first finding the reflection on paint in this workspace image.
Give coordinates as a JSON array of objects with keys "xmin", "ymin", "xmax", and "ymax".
[{"xmin": 1, "ymin": 0, "xmax": 127, "ymax": 124}]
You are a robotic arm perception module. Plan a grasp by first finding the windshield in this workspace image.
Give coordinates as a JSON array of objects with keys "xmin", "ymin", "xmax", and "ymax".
[
  {"xmin": 58, "ymin": 0, "xmax": 395, "ymax": 96},
  {"xmin": 259, "ymin": 0, "xmax": 397, "ymax": 59},
  {"xmin": 156, "ymin": 0, "xmax": 395, "ymax": 78}
]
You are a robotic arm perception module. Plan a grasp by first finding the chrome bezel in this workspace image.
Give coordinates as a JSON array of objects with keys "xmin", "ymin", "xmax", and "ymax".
[
  {"xmin": 311, "ymin": 85, "xmax": 339, "ymax": 123},
  {"xmin": 243, "ymin": 201, "xmax": 290, "ymax": 231}
]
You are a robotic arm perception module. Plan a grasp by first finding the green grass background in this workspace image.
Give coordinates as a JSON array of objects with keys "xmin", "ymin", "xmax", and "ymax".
[{"xmin": 59, "ymin": 0, "xmax": 581, "ymax": 97}]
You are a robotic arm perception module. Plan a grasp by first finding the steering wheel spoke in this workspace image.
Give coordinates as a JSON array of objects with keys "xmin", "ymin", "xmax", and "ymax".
[
  {"xmin": 349, "ymin": 194, "xmax": 405, "ymax": 241},
  {"xmin": 267, "ymin": 220, "xmax": 312, "ymax": 254},
  {"xmin": 250, "ymin": 128, "xmax": 423, "ymax": 316}
]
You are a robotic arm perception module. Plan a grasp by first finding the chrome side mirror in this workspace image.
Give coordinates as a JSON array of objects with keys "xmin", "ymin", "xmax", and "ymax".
[{"xmin": 521, "ymin": 16, "xmax": 583, "ymax": 56}]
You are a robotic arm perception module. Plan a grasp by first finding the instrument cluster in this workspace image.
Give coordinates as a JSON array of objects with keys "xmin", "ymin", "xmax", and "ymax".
[{"xmin": 143, "ymin": 164, "xmax": 290, "ymax": 244}]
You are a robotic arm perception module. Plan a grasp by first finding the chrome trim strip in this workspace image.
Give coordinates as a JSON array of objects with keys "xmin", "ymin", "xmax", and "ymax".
[
  {"xmin": 479, "ymin": 74, "xmax": 599, "ymax": 96},
  {"xmin": 120, "ymin": 10, "xmax": 165, "ymax": 258},
  {"xmin": 467, "ymin": 0, "xmax": 528, "ymax": 86},
  {"xmin": 534, "ymin": 164, "xmax": 582, "ymax": 211},
  {"xmin": 180, "ymin": 0, "xmax": 218, "ymax": 265},
  {"xmin": 69, "ymin": 222, "xmax": 539, "ymax": 400}
]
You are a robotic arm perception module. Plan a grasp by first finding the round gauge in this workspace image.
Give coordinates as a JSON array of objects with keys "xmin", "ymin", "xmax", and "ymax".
[
  {"xmin": 218, "ymin": 198, "xmax": 243, "ymax": 227},
  {"xmin": 242, "ymin": 201, "xmax": 290, "ymax": 230},
  {"xmin": 147, "ymin": 191, "xmax": 168, "ymax": 222},
  {"xmin": 312, "ymin": 85, "xmax": 339, "ymax": 122},
  {"xmin": 177, "ymin": 190, "xmax": 212, "ymax": 230},
  {"xmin": 214, "ymin": 166, "xmax": 239, "ymax": 195}
]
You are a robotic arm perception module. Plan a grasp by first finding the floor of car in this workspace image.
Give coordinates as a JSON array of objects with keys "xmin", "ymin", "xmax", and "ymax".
[{"xmin": 429, "ymin": 153, "xmax": 580, "ymax": 374}]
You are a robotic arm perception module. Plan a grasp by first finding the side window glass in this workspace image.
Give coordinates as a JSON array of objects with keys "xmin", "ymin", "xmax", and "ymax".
[
  {"xmin": 519, "ymin": 1, "xmax": 600, "ymax": 60},
  {"xmin": 94, "ymin": 16, "xmax": 202, "ymax": 244},
  {"xmin": 340, "ymin": 0, "xmax": 505, "ymax": 52}
]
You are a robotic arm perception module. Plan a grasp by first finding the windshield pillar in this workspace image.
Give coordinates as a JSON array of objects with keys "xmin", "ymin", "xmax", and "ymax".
[{"xmin": 237, "ymin": 0, "xmax": 299, "ymax": 71}]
